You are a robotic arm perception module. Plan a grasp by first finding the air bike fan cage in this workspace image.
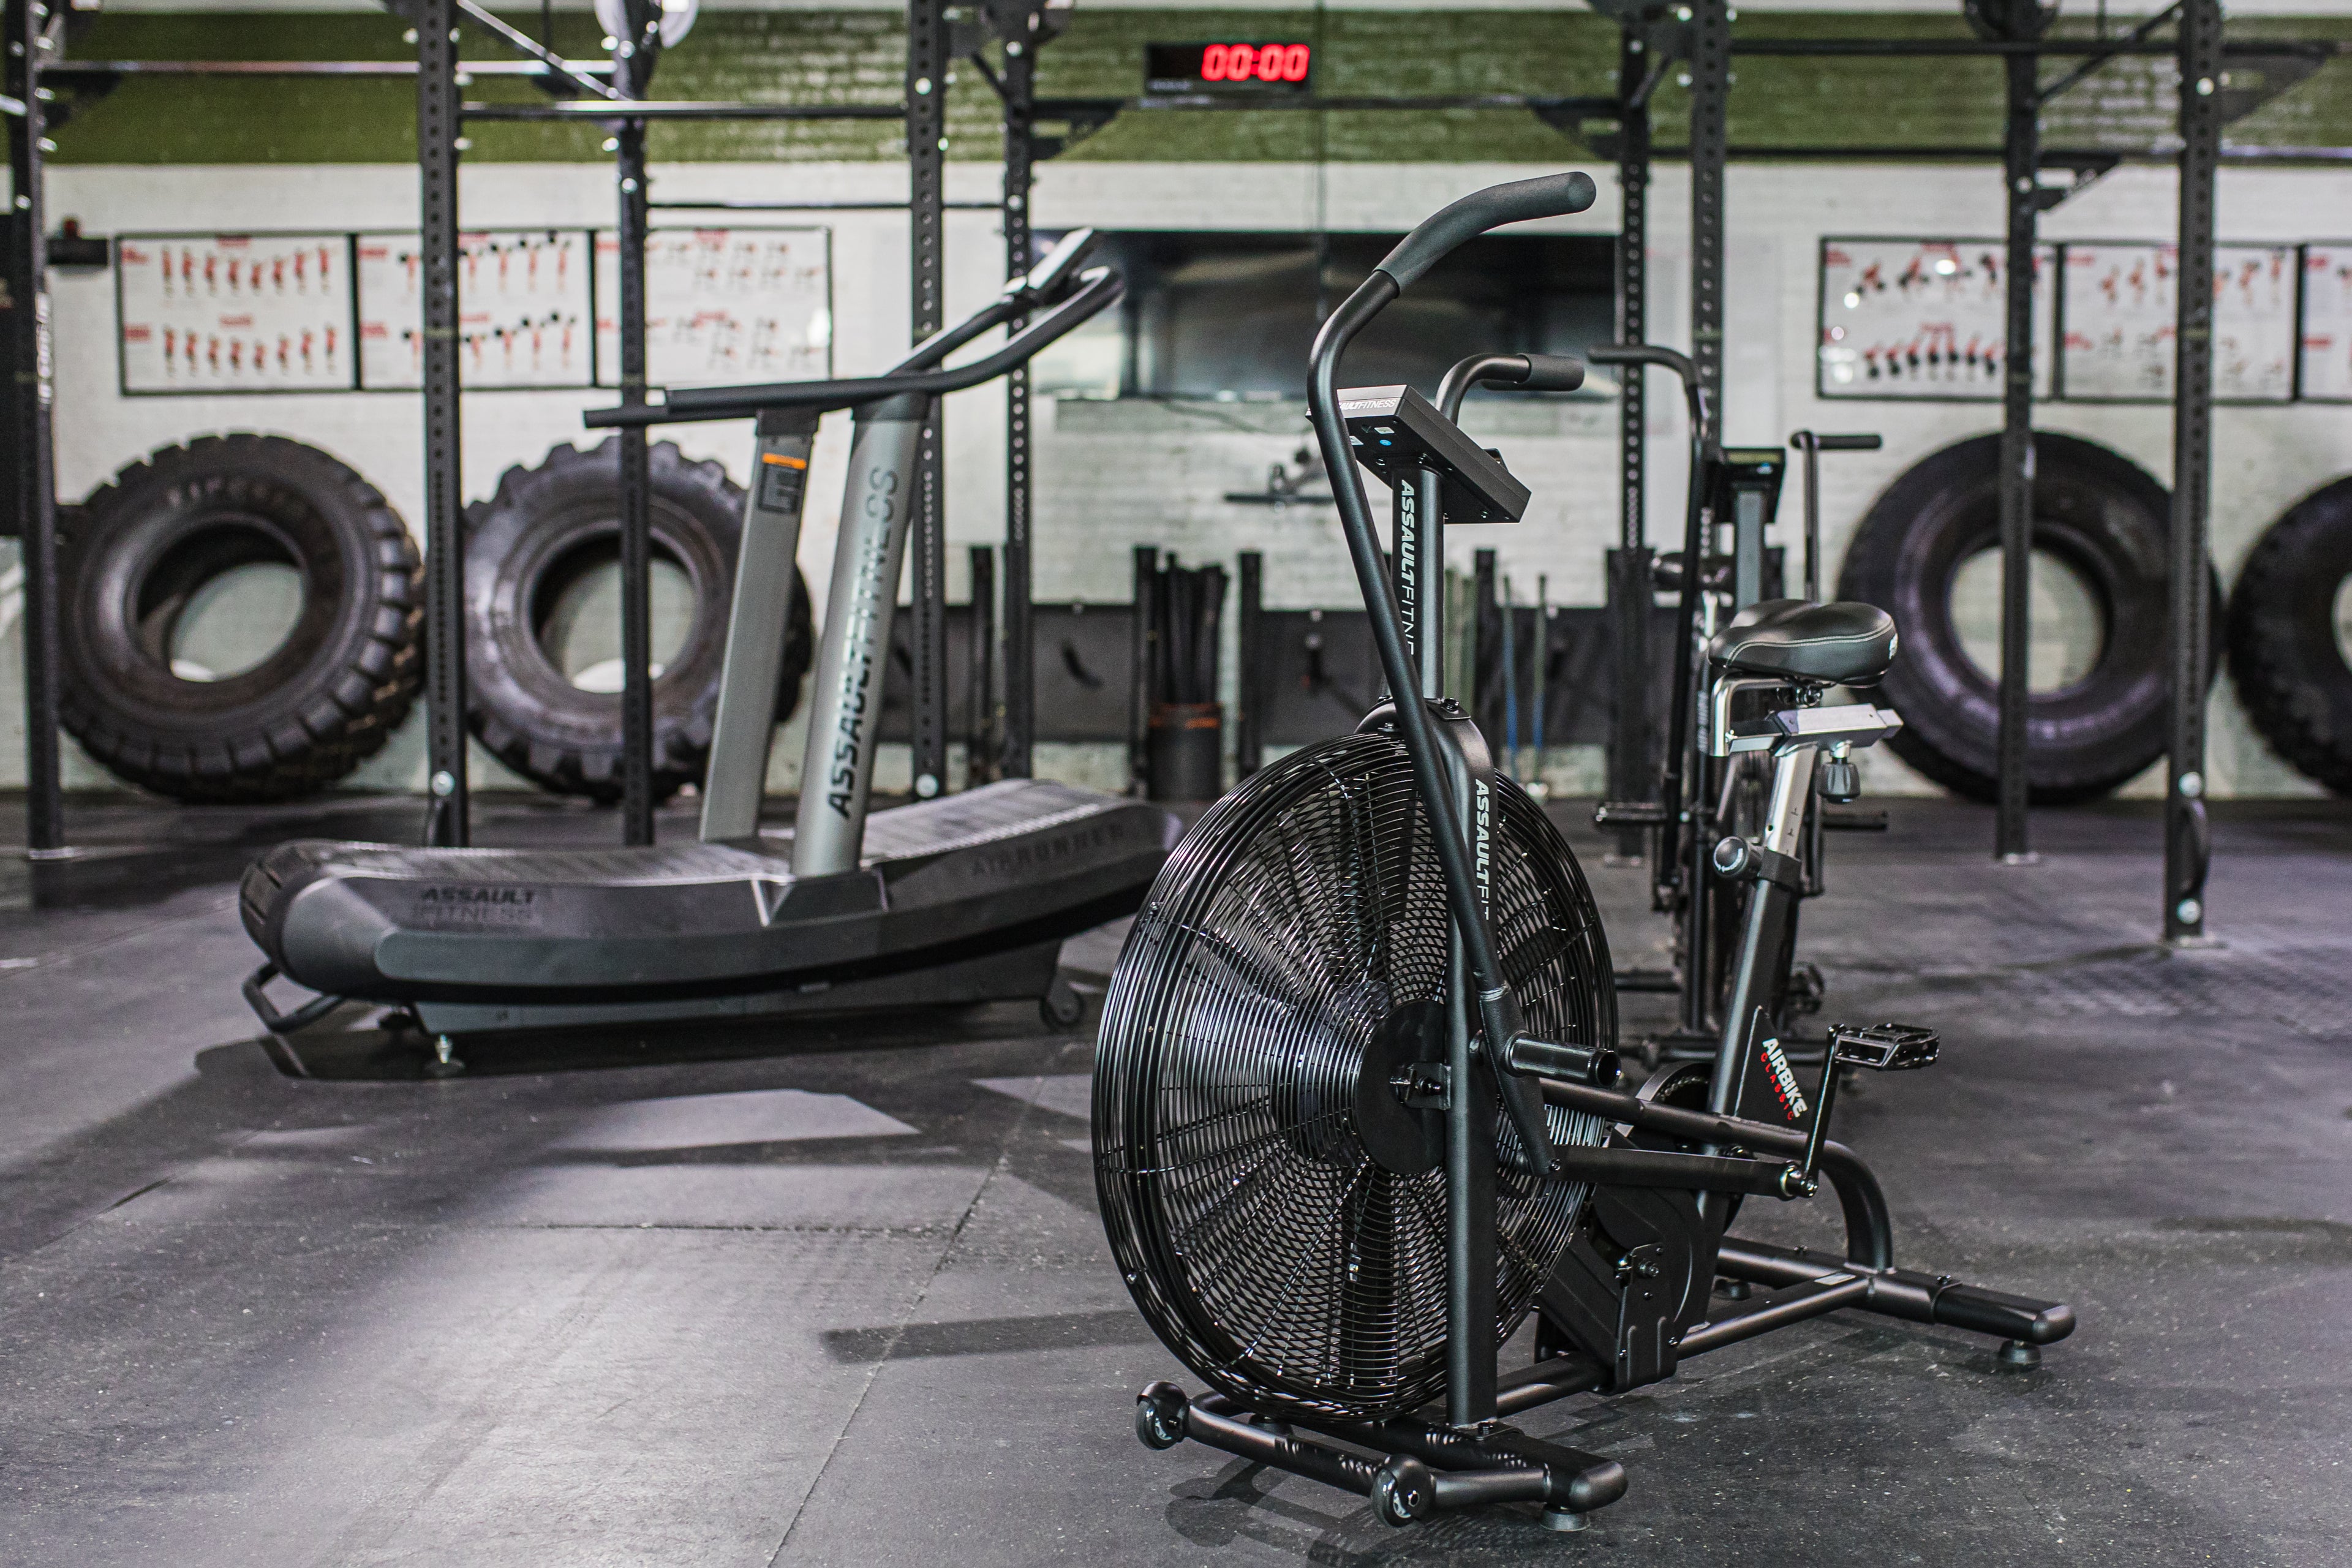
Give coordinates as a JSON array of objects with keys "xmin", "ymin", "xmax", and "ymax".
[{"xmin": 1094, "ymin": 732, "xmax": 1613, "ymax": 1421}]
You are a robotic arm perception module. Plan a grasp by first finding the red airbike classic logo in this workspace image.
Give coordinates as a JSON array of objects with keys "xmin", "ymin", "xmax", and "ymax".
[{"xmin": 1758, "ymin": 1035, "xmax": 1810, "ymax": 1121}]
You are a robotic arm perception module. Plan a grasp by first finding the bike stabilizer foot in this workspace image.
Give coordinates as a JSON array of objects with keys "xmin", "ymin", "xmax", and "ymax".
[
  {"xmin": 1713, "ymin": 1237, "xmax": 2075, "ymax": 1349},
  {"xmin": 1134, "ymin": 1382, "xmax": 1627, "ymax": 1529}
]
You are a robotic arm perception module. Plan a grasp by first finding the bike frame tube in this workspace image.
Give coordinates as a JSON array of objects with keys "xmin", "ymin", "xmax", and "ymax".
[
  {"xmin": 1658, "ymin": 375, "xmax": 1714, "ymax": 927},
  {"xmin": 1707, "ymin": 745, "xmax": 1817, "ymax": 1121},
  {"xmin": 792, "ymin": 396, "xmax": 930, "ymax": 876},
  {"xmin": 1390, "ymin": 469, "xmax": 1442, "ymax": 695},
  {"xmin": 1309, "ymin": 277, "xmax": 1520, "ymax": 1048}
]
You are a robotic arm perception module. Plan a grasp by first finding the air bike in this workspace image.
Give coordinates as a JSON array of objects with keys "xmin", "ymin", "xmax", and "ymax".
[
  {"xmin": 1587, "ymin": 342, "xmax": 1888, "ymax": 1062},
  {"xmin": 239, "ymin": 233, "xmax": 1180, "ymax": 1057},
  {"xmin": 1093, "ymin": 178, "xmax": 2073, "ymax": 1531}
]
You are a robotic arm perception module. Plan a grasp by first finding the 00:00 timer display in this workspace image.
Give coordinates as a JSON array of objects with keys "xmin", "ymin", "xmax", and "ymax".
[{"xmin": 1200, "ymin": 43, "xmax": 1311, "ymax": 83}]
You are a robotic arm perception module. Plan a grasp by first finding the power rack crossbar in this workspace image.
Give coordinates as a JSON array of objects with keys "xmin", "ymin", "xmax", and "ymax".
[
  {"xmin": 40, "ymin": 59, "xmax": 615, "ymax": 78},
  {"xmin": 461, "ymin": 100, "xmax": 909, "ymax": 121}
]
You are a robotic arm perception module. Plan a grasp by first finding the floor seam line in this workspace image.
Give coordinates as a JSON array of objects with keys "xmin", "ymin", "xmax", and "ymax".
[
  {"xmin": 0, "ymin": 889, "xmax": 241, "ymax": 975},
  {"xmin": 766, "ymin": 1071, "xmax": 1044, "ymax": 1564}
]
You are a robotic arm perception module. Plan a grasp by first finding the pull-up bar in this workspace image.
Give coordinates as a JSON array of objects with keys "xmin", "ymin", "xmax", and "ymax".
[
  {"xmin": 41, "ymin": 59, "xmax": 611, "ymax": 78},
  {"xmin": 462, "ymin": 99, "xmax": 907, "ymax": 121}
]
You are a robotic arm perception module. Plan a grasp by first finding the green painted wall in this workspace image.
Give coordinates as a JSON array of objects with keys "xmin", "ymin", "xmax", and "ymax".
[{"xmin": 42, "ymin": 9, "xmax": 2352, "ymax": 165}]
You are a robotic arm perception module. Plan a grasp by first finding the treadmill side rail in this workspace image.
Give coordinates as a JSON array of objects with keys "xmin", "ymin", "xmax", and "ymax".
[{"xmin": 241, "ymin": 781, "xmax": 1182, "ymax": 1013}]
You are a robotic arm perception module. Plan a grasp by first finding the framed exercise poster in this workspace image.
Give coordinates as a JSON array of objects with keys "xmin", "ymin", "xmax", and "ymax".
[
  {"xmin": 2057, "ymin": 242, "xmax": 2296, "ymax": 402},
  {"xmin": 116, "ymin": 233, "xmax": 355, "ymax": 394},
  {"xmin": 2299, "ymin": 243, "xmax": 2352, "ymax": 401},
  {"xmin": 1816, "ymin": 238, "xmax": 2055, "ymax": 401},
  {"xmin": 594, "ymin": 226, "xmax": 832, "ymax": 391},
  {"xmin": 356, "ymin": 228, "xmax": 592, "ymax": 391}
]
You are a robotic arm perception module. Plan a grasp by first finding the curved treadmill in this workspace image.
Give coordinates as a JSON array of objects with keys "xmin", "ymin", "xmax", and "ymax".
[{"xmin": 240, "ymin": 239, "xmax": 1182, "ymax": 1041}]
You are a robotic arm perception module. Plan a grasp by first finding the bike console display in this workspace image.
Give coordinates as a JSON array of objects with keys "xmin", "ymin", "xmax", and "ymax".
[
  {"xmin": 1338, "ymin": 383, "xmax": 1529, "ymax": 525},
  {"xmin": 1708, "ymin": 447, "xmax": 1786, "ymax": 522}
]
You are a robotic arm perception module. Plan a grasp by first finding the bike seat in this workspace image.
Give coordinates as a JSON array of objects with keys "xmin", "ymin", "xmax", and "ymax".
[{"xmin": 1708, "ymin": 598, "xmax": 1897, "ymax": 686}]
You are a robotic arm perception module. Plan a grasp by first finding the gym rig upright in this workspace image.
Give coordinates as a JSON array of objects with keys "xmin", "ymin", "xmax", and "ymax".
[
  {"xmin": 6, "ymin": 0, "xmax": 2342, "ymax": 928},
  {"xmin": 1585, "ymin": 0, "xmax": 2350, "ymax": 944},
  {"xmin": 1, "ymin": 0, "xmax": 1080, "ymax": 851}
]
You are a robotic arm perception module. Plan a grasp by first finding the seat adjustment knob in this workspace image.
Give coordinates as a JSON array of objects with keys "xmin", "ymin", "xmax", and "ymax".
[
  {"xmin": 1710, "ymin": 836, "xmax": 1752, "ymax": 878},
  {"xmin": 1819, "ymin": 756, "xmax": 1860, "ymax": 803}
]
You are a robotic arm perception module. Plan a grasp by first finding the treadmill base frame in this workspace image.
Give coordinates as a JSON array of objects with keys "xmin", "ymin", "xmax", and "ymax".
[{"xmin": 405, "ymin": 936, "xmax": 1077, "ymax": 1037}]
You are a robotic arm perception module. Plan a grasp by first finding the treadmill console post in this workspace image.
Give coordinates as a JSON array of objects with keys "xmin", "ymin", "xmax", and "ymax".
[
  {"xmin": 1338, "ymin": 384, "xmax": 1530, "ymax": 526},
  {"xmin": 1709, "ymin": 448, "xmax": 1786, "ymax": 612}
]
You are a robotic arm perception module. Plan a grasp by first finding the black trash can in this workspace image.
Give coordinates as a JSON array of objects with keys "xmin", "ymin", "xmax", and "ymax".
[{"xmin": 1148, "ymin": 701, "xmax": 1224, "ymax": 801}]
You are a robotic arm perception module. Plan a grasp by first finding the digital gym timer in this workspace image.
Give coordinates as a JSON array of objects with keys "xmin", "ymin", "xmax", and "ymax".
[{"xmin": 1144, "ymin": 42, "xmax": 1315, "ymax": 95}]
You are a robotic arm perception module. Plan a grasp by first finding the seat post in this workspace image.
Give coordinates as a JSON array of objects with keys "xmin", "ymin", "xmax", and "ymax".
[{"xmin": 1705, "ymin": 734, "xmax": 1819, "ymax": 1128}]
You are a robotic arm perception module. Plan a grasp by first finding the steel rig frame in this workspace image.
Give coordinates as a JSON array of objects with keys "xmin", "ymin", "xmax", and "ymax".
[
  {"xmin": 2, "ymin": 0, "xmax": 1065, "ymax": 853},
  {"xmin": 1586, "ymin": 0, "xmax": 2337, "ymax": 949},
  {"xmin": 423, "ymin": 0, "xmax": 967, "ymax": 846},
  {"xmin": 4, "ymin": 0, "xmax": 2337, "ymax": 940}
]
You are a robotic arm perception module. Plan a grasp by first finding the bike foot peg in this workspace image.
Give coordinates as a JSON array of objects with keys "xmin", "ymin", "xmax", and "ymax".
[{"xmin": 1828, "ymin": 1022, "xmax": 1939, "ymax": 1071}]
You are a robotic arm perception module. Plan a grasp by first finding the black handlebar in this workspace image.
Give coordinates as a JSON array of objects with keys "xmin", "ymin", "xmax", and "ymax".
[
  {"xmin": 1585, "ymin": 340, "xmax": 1715, "ymax": 913},
  {"xmin": 1310, "ymin": 173, "xmax": 1613, "ymax": 1178},
  {"xmin": 1584, "ymin": 342, "xmax": 1695, "ymax": 379},
  {"xmin": 1434, "ymin": 352, "xmax": 1585, "ymax": 420},
  {"xmin": 888, "ymin": 230, "xmax": 1104, "ymax": 380},
  {"xmin": 1020, "ymin": 226, "xmax": 1101, "ymax": 298},
  {"xmin": 1374, "ymin": 171, "xmax": 1597, "ymax": 288},
  {"xmin": 1512, "ymin": 352, "xmax": 1588, "ymax": 393},
  {"xmin": 1789, "ymin": 431, "xmax": 1882, "ymax": 604},
  {"xmin": 585, "ymin": 266, "xmax": 1122, "ymax": 428},
  {"xmin": 1587, "ymin": 341, "xmax": 1714, "ymax": 456},
  {"xmin": 1791, "ymin": 431, "xmax": 1882, "ymax": 453}
]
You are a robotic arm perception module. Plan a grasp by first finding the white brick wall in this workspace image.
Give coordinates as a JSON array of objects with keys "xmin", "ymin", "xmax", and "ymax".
[{"xmin": 8, "ymin": 156, "xmax": 2348, "ymax": 797}]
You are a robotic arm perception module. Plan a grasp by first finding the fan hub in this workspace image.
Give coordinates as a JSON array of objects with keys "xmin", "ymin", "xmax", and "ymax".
[{"xmin": 1354, "ymin": 998, "xmax": 1449, "ymax": 1176}]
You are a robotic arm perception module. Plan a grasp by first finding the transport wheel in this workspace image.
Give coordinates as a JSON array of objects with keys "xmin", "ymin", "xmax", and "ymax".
[
  {"xmin": 1838, "ymin": 432, "xmax": 2218, "ymax": 804},
  {"xmin": 1040, "ymin": 974, "xmax": 1085, "ymax": 1030},
  {"xmin": 58, "ymin": 435, "xmax": 421, "ymax": 803},
  {"xmin": 1134, "ymin": 1383, "xmax": 1188, "ymax": 1450},
  {"xmin": 1094, "ymin": 731, "xmax": 1616, "ymax": 1422},
  {"xmin": 2226, "ymin": 477, "xmax": 2352, "ymax": 796},
  {"xmin": 464, "ymin": 439, "xmax": 813, "ymax": 803},
  {"xmin": 1372, "ymin": 1457, "xmax": 1433, "ymax": 1527}
]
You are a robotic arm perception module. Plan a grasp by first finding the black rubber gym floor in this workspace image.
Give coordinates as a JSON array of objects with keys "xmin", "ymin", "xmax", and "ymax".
[{"xmin": 1, "ymin": 792, "xmax": 2345, "ymax": 1566}]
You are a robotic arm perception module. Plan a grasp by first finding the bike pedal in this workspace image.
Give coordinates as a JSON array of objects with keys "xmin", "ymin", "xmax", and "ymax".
[
  {"xmin": 1596, "ymin": 800, "xmax": 1670, "ymax": 829},
  {"xmin": 1827, "ymin": 1022, "xmax": 1939, "ymax": 1071},
  {"xmin": 1822, "ymin": 806, "xmax": 1890, "ymax": 832}
]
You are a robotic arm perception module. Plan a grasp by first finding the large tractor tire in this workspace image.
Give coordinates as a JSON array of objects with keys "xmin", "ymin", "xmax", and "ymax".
[
  {"xmin": 1838, "ymin": 432, "xmax": 2218, "ymax": 804},
  {"xmin": 58, "ymin": 435, "xmax": 421, "ymax": 803},
  {"xmin": 463, "ymin": 439, "xmax": 813, "ymax": 803},
  {"xmin": 2226, "ymin": 477, "xmax": 2352, "ymax": 796}
]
